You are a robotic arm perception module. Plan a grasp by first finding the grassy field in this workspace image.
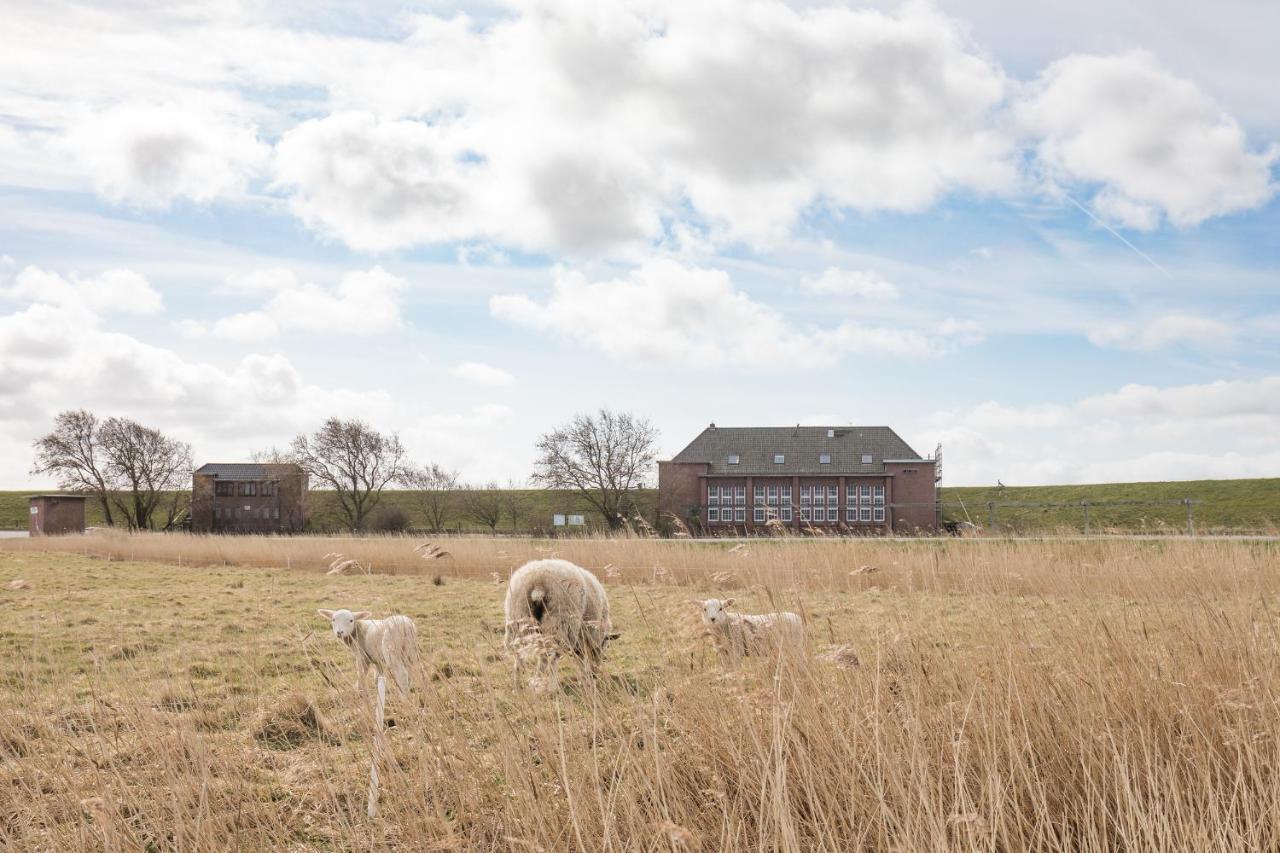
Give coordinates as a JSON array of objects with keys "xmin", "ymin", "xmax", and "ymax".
[
  {"xmin": 2, "ymin": 477, "xmax": 1276, "ymax": 534},
  {"xmin": 940, "ymin": 478, "xmax": 1280, "ymax": 534},
  {"xmin": 3, "ymin": 533, "xmax": 1280, "ymax": 850}
]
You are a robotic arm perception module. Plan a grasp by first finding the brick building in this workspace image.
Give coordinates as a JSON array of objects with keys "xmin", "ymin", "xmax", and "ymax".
[
  {"xmin": 658, "ymin": 424, "xmax": 938, "ymax": 534},
  {"xmin": 191, "ymin": 463, "xmax": 309, "ymax": 534},
  {"xmin": 28, "ymin": 494, "xmax": 87, "ymax": 536}
]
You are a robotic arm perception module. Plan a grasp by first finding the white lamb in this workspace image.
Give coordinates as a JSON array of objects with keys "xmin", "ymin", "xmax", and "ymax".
[
  {"xmin": 317, "ymin": 609, "xmax": 420, "ymax": 694},
  {"xmin": 690, "ymin": 597, "xmax": 805, "ymax": 662},
  {"xmin": 503, "ymin": 559, "xmax": 617, "ymax": 691}
]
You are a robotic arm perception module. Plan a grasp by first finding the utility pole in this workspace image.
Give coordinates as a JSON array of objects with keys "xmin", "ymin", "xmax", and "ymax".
[{"xmin": 1082, "ymin": 500, "xmax": 1090, "ymax": 535}]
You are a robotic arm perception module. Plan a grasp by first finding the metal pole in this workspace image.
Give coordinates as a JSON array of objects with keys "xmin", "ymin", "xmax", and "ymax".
[
  {"xmin": 1186, "ymin": 499, "xmax": 1194, "ymax": 537},
  {"xmin": 987, "ymin": 501, "xmax": 996, "ymax": 534},
  {"xmin": 1082, "ymin": 500, "xmax": 1090, "ymax": 535}
]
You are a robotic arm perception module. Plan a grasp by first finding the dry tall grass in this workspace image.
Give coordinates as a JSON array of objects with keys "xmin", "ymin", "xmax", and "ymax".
[{"xmin": 2, "ymin": 536, "xmax": 1279, "ymax": 850}]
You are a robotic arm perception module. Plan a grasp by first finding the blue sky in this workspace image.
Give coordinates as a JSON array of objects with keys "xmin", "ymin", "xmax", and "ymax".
[{"xmin": 1, "ymin": 0, "xmax": 1277, "ymax": 488}]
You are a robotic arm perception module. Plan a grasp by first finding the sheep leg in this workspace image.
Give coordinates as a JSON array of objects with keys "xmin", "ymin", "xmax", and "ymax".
[{"xmin": 392, "ymin": 662, "xmax": 411, "ymax": 695}]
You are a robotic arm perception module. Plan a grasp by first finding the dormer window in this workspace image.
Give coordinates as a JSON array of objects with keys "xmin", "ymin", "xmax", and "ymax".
[
  {"xmin": 774, "ymin": 454, "xmax": 785, "ymax": 464},
  {"xmin": 819, "ymin": 454, "xmax": 831, "ymax": 464},
  {"xmin": 861, "ymin": 453, "xmax": 872, "ymax": 464},
  {"xmin": 727, "ymin": 454, "xmax": 740, "ymax": 465}
]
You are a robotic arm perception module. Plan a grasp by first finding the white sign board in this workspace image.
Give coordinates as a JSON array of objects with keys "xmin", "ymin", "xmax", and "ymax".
[
  {"xmin": 567, "ymin": 514, "xmax": 585, "ymax": 526},
  {"xmin": 30, "ymin": 506, "xmax": 39, "ymax": 515},
  {"xmin": 552, "ymin": 514, "xmax": 566, "ymax": 526}
]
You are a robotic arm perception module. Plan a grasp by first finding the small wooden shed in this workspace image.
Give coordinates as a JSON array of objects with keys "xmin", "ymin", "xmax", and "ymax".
[{"xmin": 28, "ymin": 495, "xmax": 87, "ymax": 536}]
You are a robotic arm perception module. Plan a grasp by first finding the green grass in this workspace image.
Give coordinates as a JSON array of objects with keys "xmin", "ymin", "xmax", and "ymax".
[
  {"xmin": 3, "ymin": 476, "xmax": 1276, "ymax": 533},
  {"xmin": 0, "ymin": 488, "xmax": 659, "ymax": 533},
  {"xmin": 940, "ymin": 478, "xmax": 1280, "ymax": 534}
]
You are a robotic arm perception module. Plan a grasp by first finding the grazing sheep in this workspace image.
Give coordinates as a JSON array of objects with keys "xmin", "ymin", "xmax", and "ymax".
[
  {"xmin": 503, "ymin": 559, "xmax": 617, "ymax": 690},
  {"xmin": 690, "ymin": 598, "xmax": 804, "ymax": 662},
  {"xmin": 317, "ymin": 609, "xmax": 420, "ymax": 694}
]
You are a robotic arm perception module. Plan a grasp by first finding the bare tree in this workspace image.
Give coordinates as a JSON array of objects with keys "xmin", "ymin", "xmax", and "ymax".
[
  {"xmin": 502, "ymin": 477, "xmax": 531, "ymax": 533},
  {"xmin": 532, "ymin": 409, "xmax": 657, "ymax": 530},
  {"xmin": 290, "ymin": 418, "xmax": 406, "ymax": 531},
  {"xmin": 461, "ymin": 481, "xmax": 504, "ymax": 533},
  {"xmin": 31, "ymin": 410, "xmax": 116, "ymax": 526},
  {"xmin": 98, "ymin": 417, "xmax": 193, "ymax": 530},
  {"xmin": 32, "ymin": 410, "xmax": 192, "ymax": 530},
  {"xmin": 399, "ymin": 463, "xmax": 461, "ymax": 533}
]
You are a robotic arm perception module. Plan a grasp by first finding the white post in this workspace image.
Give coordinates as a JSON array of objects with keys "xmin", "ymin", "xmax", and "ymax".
[{"xmin": 367, "ymin": 675, "xmax": 386, "ymax": 818}]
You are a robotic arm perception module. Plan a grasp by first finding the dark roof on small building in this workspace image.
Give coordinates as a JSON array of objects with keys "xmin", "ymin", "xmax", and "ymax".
[
  {"xmin": 669, "ymin": 425, "xmax": 924, "ymax": 475},
  {"xmin": 195, "ymin": 463, "xmax": 300, "ymax": 481}
]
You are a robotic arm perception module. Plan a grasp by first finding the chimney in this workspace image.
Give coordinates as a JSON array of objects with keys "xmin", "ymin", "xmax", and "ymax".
[{"xmin": 709, "ymin": 422, "xmax": 716, "ymax": 431}]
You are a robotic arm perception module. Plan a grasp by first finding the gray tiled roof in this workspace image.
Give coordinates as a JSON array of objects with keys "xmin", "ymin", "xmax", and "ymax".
[
  {"xmin": 670, "ymin": 426, "xmax": 922, "ymax": 475},
  {"xmin": 195, "ymin": 463, "xmax": 270, "ymax": 480}
]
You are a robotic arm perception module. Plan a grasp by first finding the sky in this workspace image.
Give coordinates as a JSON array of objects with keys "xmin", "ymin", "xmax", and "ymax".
[{"xmin": 0, "ymin": 0, "xmax": 1277, "ymax": 488}]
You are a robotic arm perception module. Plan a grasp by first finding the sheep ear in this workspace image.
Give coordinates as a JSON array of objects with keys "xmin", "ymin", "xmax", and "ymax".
[
  {"xmin": 317, "ymin": 609, "xmax": 334, "ymax": 620},
  {"xmin": 353, "ymin": 611, "xmax": 373, "ymax": 621},
  {"xmin": 722, "ymin": 598, "xmax": 735, "ymax": 608}
]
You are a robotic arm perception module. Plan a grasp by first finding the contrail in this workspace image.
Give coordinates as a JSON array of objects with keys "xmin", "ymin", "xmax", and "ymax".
[{"xmin": 1063, "ymin": 193, "xmax": 1172, "ymax": 277}]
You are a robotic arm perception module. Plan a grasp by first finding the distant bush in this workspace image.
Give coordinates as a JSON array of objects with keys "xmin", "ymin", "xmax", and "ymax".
[{"xmin": 368, "ymin": 505, "xmax": 412, "ymax": 533}]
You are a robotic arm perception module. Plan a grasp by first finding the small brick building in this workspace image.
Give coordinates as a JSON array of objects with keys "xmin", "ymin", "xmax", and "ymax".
[
  {"xmin": 28, "ymin": 495, "xmax": 87, "ymax": 536},
  {"xmin": 191, "ymin": 463, "xmax": 309, "ymax": 534},
  {"xmin": 658, "ymin": 424, "xmax": 938, "ymax": 535}
]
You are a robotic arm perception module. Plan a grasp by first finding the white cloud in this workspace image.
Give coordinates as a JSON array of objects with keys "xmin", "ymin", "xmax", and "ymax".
[
  {"xmin": 202, "ymin": 266, "xmax": 408, "ymax": 337},
  {"xmin": 211, "ymin": 311, "xmax": 280, "ymax": 342},
  {"xmin": 800, "ymin": 268, "xmax": 898, "ymax": 299},
  {"xmin": 2, "ymin": 265, "xmax": 163, "ymax": 315},
  {"xmin": 451, "ymin": 361, "xmax": 515, "ymax": 387},
  {"xmin": 1088, "ymin": 314, "xmax": 1236, "ymax": 350},
  {"xmin": 924, "ymin": 374, "xmax": 1280, "ymax": 485},
  {"xmin": 1078, "ymin": 376, "xmax": 1280, "ymax": 419},
  {"xmin": 1019, "ymin": 51, "xmax": 1278, "ymax": 229},
  {"xmin": 60, "ymin": 102, "xmax": 269, "ymax": 208},
  {"xmin": 263, "ymin": 2, "xmax": 1015, "ymax": 252},
  {"xmin": 491, "ymin": 258, "xmax": 982, "ymax": 366}
]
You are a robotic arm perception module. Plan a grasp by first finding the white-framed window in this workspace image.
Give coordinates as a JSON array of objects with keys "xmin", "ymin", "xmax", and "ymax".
[
  {"xmin": 800, "ymin": 507, "xmax": 811, "ymax": 522},
  {"xmin": 767, "ymin": 485, "xmax": 779, "ymax": 505},
  {"xmin": 755, "ymin": 485, "xmax": 765, "ymax": 504},
  {"xmin": 846, "ymin": 506, "xmax": 857, "ymax": 522},
  {"xmin": 862, "ymin": 453, "xmax": 873, "ymax": 464},
  {"xmin": 860, "ymin": 485, "xmax": 872, "ymax": 504},
  {"xmin": 819, "ymin": 453, "xmax": 831, "ymax": 464},
  {"xmin": 846, "ymin": 485, "xmax": 857, "ymax": 505},
  {"xmin": 814, "ymin": 487, "xmax": 825, "ymax": 506},
  {"xmin": 800, "ymin": 486, "xmax": 812, "ymax": 506},
  {"xmin": 735, "ymin": 486, "xmax": 746, "ymax": 506},
  {"xmin": 707, "ymin": 507, "xmax": 719, "ymax": 522},
  {"xmin": 828, "ymin": 507, "xmax": 840, "ymax": 522},
  {"xmin": 827, "ymin": 486, "xmax": 838, "ymax": 505},
  {"xmin": 781, "ymin": 505, "xmax": 793, "ymax": 522},
  {"xmin": 727, "ymin": 454, "xmax": 740, "ymax": 465},
  {"xmin": 860, "ymin": 506, "xmax": 872, "ymax": 522},
  {"xmin": 754, "ymin": 507, "xmax": 765, "ymax": 522},
  {"xmin": 734, "ymin": 508, "xmax": 746, "ymax": 522},
  {"xmin": 873, "ymin": 485, "xmax": 885, "ymax": 505},
  {"xmin": 781, "ymin": 486, "xmax": 792, "ymax": 506},
  {"xmin": 708, "ymin": 487, "xmax": 719, "ymax": 507},
  {"xmin": 774, "ymin": 454, "xmax": 785, "ymax": 464},
  {"xmin": 873, "ymin": 507, "xmax": 885, "ymax": 522}
]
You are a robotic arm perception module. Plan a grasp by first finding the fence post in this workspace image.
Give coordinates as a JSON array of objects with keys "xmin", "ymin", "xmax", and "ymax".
[
  {"xmin": 1082, "ymin": 500, "xmax": 1090, "ymax": 535},
  {"xmin": 987, "ymin": 501, "xmax": 996, "ymax": 534},
  {"xmin": 1185, "ymin": 499, "xmax": 1195, "ymax": 537}
]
